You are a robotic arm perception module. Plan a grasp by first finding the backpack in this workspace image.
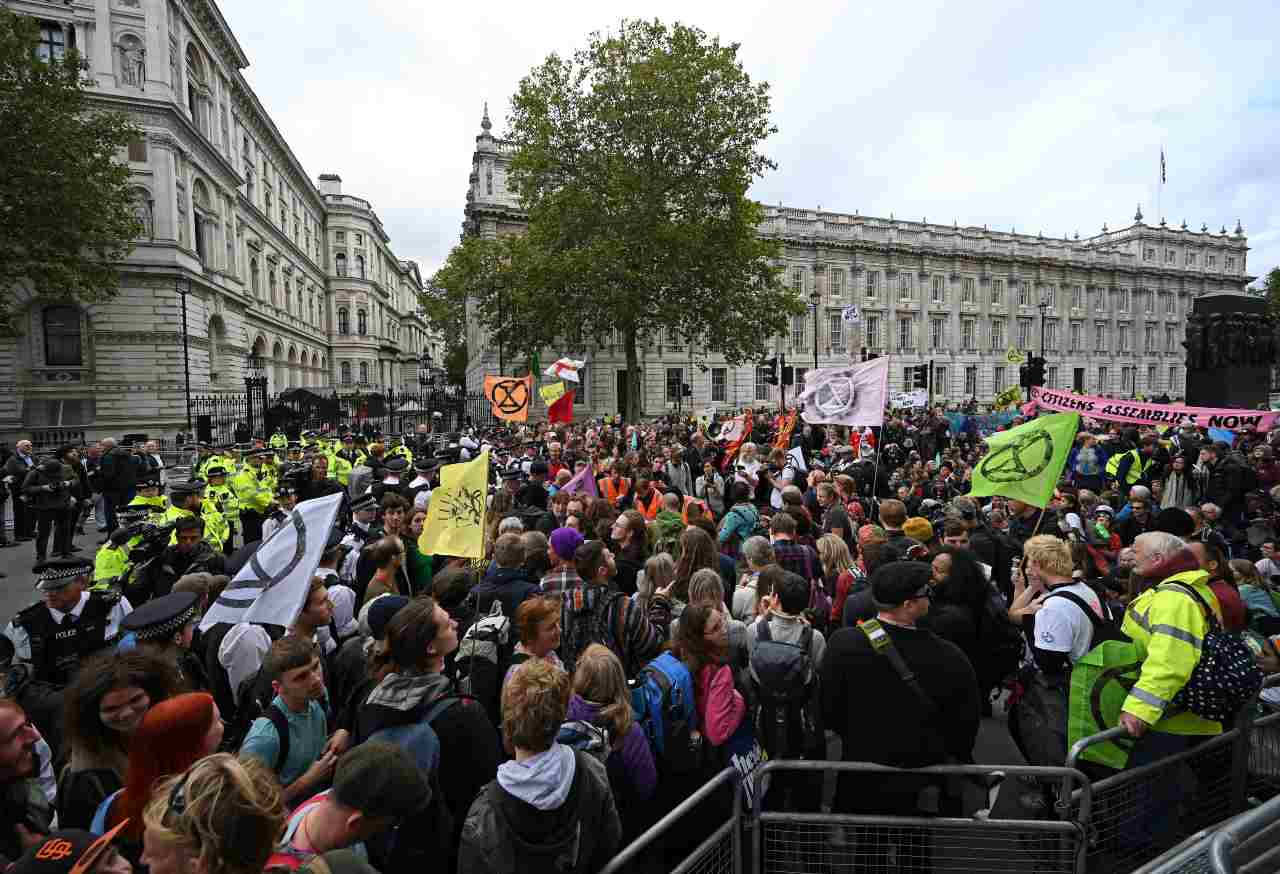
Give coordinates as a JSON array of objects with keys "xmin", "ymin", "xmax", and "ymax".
[
  {"xmin": 749, "ymin": 620, "xmax": 823, "ymax": 761},
  {"xmin": 1161, "ymin": 582, "xmax": 1264, "ymax": 724},
  {"xmin": 221, "ymin": 667, "xmax": 291, "ymax": 771},
  {"xmin": 977, "ymin": 580, "xmax": 1030, "ymax": 688},
  {"xmin": 807, "ymin": 582, "xmax": 833, "ymax": 635},
  {"xmin": 630, "ymin": 654, "xmax": 702, "ymax": 776},
  {"xmin": 455, "ymin": 599, "xmax": 513, "ymax": 724},
  {"xmin": 556, "ymin": 719, "xmax": 612, "ymax": 766}
]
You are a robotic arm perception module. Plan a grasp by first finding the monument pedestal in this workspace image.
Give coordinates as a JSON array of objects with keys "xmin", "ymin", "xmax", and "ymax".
[{"xmin": 1186, "ymin": 293, "xmax": 1272, "ymax": 410}]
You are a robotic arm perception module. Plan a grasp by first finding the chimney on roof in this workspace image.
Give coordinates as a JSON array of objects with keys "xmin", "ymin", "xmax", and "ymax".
[{"xmin": 317, "ymin": 174, "xmax": 342, "ymax": 196}]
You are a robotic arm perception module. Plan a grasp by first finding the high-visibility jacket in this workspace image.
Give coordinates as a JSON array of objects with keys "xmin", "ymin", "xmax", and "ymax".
[
  {"xmin": 128, "ymin": 494, "xmax": 170, "ymax": 524},
  {"xmin": 269, "ymin": 432, "xmax": 287, "ymax": 451},
  {"xmin": 632, "ymin": 489, "xmax": 663, "ymax": 521},
  {"xmin": 1106, "ymin": 449, "xmax": 1154, "ymax": 487},
  {"xmin": 1121, "ymin": 569, "xmax": 1223, "ymax": 736},
  {"xmin": 231, "ymin": 466, "xmax": 273, "ymax": 514},
  {"xmin": 328, "ymin": 454, "xmax": 353, "ymax": 486},
  {"xmin": 193, "ymin": 454, "xmax": 218, "ymax": 480},
  {"xmin": 599, "ymin": 477, "xmax": 631, "ymax": 506},
  {"xmin": 163, "ymin": 505, "xmax": 227, "ymax": 553},
  {"xmin": 204, "ymin": 483, "xmax": 241, "ymax": 524},
  {"xmin": 93, "ymin": 543, "xmax": 129, "ymax": 586}
]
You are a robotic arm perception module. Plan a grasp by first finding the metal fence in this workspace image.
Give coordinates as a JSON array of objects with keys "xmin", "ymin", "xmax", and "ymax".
[
  {"xmin": 750, "ymin": 761, "xmax": 1090, "ymax": 874},
  {"xmin": 1064, "ymin": 698, "xmax": 1280, "ymax": 874},
  {"xmin": 190, "ymin": 386, "xmax": 497, "ymax": 444},
  {"xmin": 599, "ymin": 768, "xmax": 740, "ymax": 874}
]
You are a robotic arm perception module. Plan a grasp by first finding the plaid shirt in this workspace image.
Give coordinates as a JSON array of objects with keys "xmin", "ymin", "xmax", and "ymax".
[
  {"xmin": 541, "ymin": 566, "xmax": 584, "ymax": 595},
  {"xmin": 771, "ymin": 538, "xmax": 820, "ymax": 583}
]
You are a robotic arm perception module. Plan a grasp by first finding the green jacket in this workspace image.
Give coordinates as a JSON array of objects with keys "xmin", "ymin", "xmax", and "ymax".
[
  {"xmin": 93, "ymin": 543, "xmax": 129, "ymax": 585},
  {"xmin": 1121, "ymin": 568, "xmax": 1223, "ymax": 735},
  {"xmin": 163, "ymin": 505, "xmax": 227, "ymax": 553}
]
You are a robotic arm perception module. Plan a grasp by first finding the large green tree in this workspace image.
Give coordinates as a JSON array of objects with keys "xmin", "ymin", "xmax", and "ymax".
[
  {"xmin": 1260, "ymin": 266, "xmax": 1280, "ymax": 319},
  {"xmin": 435, "ymin": 19, "xmax": 801, "ymax": 420},
  {"xmin": 0, "ymin": 9, "xmax": 143, "ymax": 335}
]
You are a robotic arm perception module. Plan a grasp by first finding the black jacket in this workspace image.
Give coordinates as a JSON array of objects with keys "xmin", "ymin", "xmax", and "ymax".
[
  {"xmin": 821, "ymin": 621, "xmax": 980, "ymax": 814},
  {"xmin": 98, "ymin": 448, "xmax": 138, "ymax": 496},
  {"xmin": 458, "ymin": 750, "xmax": 622, "ymax": 874},
  {"xmin": 472, "ymin": 566, "xmax": 538, "ymax": 619}
]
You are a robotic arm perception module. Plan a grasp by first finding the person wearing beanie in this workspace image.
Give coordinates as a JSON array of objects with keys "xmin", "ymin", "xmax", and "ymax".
[
  {"xmin": 541, "ymin": 527, "xmax": 586, "ymax": 595},
  {"xmin": 93, "ymin": 692, "xmax": 224, "ymax": 861},
  {"xmin": 21, "ymin": 456, "xmax": 76, "ymax": 565},
  {"xmin": 820, "ymin": 561, "xmax": 980, "ymax": 822},
  {"xmin": 902, "ymin": 517, "xmax": 934, "ymax": 547},
  {"xmin": 267, "ymin": 742, "xmax": 431, "ymax": 870}
]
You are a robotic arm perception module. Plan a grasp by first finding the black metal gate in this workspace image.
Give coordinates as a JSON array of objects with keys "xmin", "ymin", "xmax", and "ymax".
[{"xmin": 190, "ymin": 387, "xmax": 496, "ymax": 443}]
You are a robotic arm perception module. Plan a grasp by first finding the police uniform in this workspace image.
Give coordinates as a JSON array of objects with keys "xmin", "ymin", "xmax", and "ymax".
[
  {"xmin": 203, "ymin": 463, "xmax": 241, "ymax": 554},
  {"xmin": 3, "ymin": 559, "xmax": 131, "ymax": 687},
  {"xmin": 120, "ymin": 591, "xmax": 208, "ymax": 690},
  {"xmin": 127, "ymin": 475, "xmax": 170, "ymax": 524},
  {"xmin": 163, "ymin": 480, "xmax": 227, "ymax": 553},
  {"xmin": 370, "ymin": 456, "xmax": 412, "ymax": 505},
  {"xmin": 262, "ymin": 481, "xmax": 298, "ymax": 542},
  {"xmin": 406, "ymin": 457, "xmax": 437, "ymax": 511},
  {"xmin": 269, "ymin": 430, "xmax": 288, "ymax": 455},
  {"xmin": 232, "ymin": 450, "xmax": 275, "ymax": 543},
  {"xmin": 90, "ymin": 507, "xmax": 150, "ymax": 591}
]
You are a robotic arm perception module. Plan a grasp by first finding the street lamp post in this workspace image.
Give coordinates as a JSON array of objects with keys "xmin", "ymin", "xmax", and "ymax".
[
  {"xmin": 808, "ymin": 290, "xmax": 820, "ymax": 375},
  {"xmin": 1038, "ymin": 298, "xmax": 1049, "ymax": 358},
  {"xmin": 176, "ymin": 277, "xmax": 192, "ymax": 435}
]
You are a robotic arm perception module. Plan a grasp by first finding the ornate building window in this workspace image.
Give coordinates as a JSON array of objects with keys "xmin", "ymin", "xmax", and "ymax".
[
  {"xmin": 359, "ymin": 361, "xmax": 369, "ymax": 384},
  {"xmin": 356, "ymin": 254, "xmax": 366, "ymax": 279},
  {"xmin": 340, "ymin": 361, "xmax": 352, "ymax": 384},
  {"xmin": 43, "ymin": 306, "xmax": 82, "ymax": 366},
  {"xmin": 335, "ymin": 253, "xmax": 347, "ymax": 277},
  {"xmin": 37, "ymin": 22, "xmax": 66, "ymax": 62},
  {"xmin": 337, "ymin": 307, "xmax": 349, "ymax": 334},
  {"xmin": 357, "ymin": 309, "xmax": 367, "ymax": 335},
  {"xmin": 249, "ymin": 258, "xmax": 260, "ymax": 297},
  {"xmin": 191, "ymin": 179, "xmax": 214, "ymax": 264}
]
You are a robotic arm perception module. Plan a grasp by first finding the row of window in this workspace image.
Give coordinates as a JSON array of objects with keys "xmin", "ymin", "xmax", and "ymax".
[
  {"xmin": 1143, "ymin": 246, "xmax": 1236, "ymax": 270},
  {"xmin": 791, "ymin": 268, "xmax": 1187, "ymax": 317}
]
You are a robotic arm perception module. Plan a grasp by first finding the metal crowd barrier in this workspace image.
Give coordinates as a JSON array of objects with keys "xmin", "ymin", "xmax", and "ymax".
[
  {"xmin": 1063, "ymin": 678, "xmax": 1280, "ymax": 874},
  {"xmin": 598, "ymin": 767, "xmax": 740, "ymax": 874},
  {"xmin": 746, "ymin": 760, "xmax": 1091, "ymax": 874},
  {"xmin": 1208, "ymin": 790, "xmax": 1280, "ymax": 873}
]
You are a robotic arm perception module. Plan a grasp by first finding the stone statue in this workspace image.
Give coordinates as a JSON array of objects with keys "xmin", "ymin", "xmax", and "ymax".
[
  {"xmin": 1206, "ymin": 314, "xmax": 1227, "ymax": 369},
  {"xmin": 116, "ymin": 39, "xmax": 145, "ymax": 88},
  {"xmin": 1183, "ymin": 314, "xmax": 1206, "ymax": 371},
  {"xmin": 131, "ymin": 191, "xmax": 153, "ymax": 238}
]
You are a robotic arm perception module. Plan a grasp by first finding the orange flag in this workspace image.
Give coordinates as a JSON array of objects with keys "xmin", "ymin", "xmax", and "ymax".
[{"xmin": 484, "ymin": 374, "xmax": 533, "ymax": 422}]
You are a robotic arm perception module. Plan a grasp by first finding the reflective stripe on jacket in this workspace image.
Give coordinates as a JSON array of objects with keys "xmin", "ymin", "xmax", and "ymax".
[{"xmin": 1121, "ymin": 568, "xmax": 1223, "ymax": 735}]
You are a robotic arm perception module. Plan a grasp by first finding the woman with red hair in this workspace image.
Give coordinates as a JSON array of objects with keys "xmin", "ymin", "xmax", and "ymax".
[{"xmin": 90, "ymin": 692, "xmax": 224, "ymax": 860}]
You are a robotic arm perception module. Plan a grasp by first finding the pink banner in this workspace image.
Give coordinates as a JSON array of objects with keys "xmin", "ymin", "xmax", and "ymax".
[{"xmin": 1025, "ymin": 387, "xmax": 1279, "ymax": 431}]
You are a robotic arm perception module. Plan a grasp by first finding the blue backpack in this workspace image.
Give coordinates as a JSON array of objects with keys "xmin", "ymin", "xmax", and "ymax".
[{"xmin": 630, "ymin": 652, "xmax": 701, "ymax": 775}]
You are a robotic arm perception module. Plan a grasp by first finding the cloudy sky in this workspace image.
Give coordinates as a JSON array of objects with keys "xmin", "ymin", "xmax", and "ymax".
[{"xmin": 220, "ymin": 0, "xmax": 1280, "ymax": 284}]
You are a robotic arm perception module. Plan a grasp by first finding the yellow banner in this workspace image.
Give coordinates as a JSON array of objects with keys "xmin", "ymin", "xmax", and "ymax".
[
  {"xmin": 540, "ymin": 381, "xmax": 567, "ymax": 407},
  {"xmin": 419, "ymin": 451, "xmax": 490, "ymax": 559}
]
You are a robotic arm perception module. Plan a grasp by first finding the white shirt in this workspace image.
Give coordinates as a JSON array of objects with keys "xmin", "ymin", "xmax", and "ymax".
[
  {"xmin": 1032, "ymin": 581, "xmax": 1104, "ymax": 664},
  {"xmin": 218, "ymin": 622, "xmax": 272, "ymax": 694},
  {"xmin": 769, "ymin": 465, "xmax": 795, "ymax": 510},
  {"xmin": 1255, "ymin": 558, "xmax": 1280, "ymax": 581},
  {"xmin": 3, "ymin": 591, "xmax": 133, "ymax": 662}
]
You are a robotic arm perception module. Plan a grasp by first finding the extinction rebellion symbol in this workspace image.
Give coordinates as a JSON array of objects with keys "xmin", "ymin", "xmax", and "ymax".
[
  {"xmin": 490, "ymin": 378, "xmax": 530, "ymax": 416},
  {"xmin": 977, "ymin": 428, "xmax": 1054, "ymax": 483}
]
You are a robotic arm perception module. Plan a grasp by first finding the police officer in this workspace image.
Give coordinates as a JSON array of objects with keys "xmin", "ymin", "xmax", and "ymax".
[
  {"xmin": 269, "ymin": 428, "xmax": 288, "ymax": 455},
  {"xmin": 370, "ymin": 456, "xmax": 412, "ymax": 505},
  {"xmin": 406, "ymin": 456, "xmax": 437, "ymax": 511},
  {"xmin": 126, "ymin": 474, "xmax": 168, "ymax": 523},
  {"xmin": 163, "ymin": 479, "xmax": 227, "ymax": 554},
  {"xmin": 203, "ymin": 462, "xmax": 240, "ymax": 554},
  {"xmin": 262, "ymin": 481, "xmax": 298, "ymax": 541},
  {"xmin": 3, "ymin": 559, "xmax": 131, "ymax": 689},
  {"xmin": 285, "ymin": 440, "xmax": 305, "ymax": 466},
  {"xmin": 232, "ymin": 449, "xmax": 274, "ymax": 543},
  {"xmin": 119, "ymin": 590, "xmax": 207, "ymax": 690}
]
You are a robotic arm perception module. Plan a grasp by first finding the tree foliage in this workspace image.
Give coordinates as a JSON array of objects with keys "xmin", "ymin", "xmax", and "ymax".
[
  {"xmin": 433, "ymin": 19, "xmax": 801, "ymax": 420},
  {"xmin": 1261, "ymin": 266, "xmax": 1280, "ymax": 320},
  {"xmin": 0, "ymin": 9, "xmax": 143, "ymax": 335}
]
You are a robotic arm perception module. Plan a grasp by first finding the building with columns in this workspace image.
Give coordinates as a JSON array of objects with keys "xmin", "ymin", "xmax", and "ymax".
[
  {"xmin": 462, "ymin": 109, "xmax": 1255, "ymax": 416},
  {"xmin": 0, "ymin": 0, "xmax": 437, "ymax": 444}
]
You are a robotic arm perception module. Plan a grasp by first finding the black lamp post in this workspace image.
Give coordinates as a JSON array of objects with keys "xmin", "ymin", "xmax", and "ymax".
[
  {"xmin": 809, "ymin": 289, "xmax": 820, "ymax": 373},
  {"xmin": 176, "ymin": 277, "xmax": 192, "ymax": 434}
]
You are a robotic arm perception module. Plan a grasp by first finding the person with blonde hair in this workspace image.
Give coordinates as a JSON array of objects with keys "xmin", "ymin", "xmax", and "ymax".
[
  {"xmin": 635, "ymin": 552, "xmax": 675, "ymax": 611},
  {"xmin": 566, "ymin": 644, "xmax": 657, "ymax": 839},
  {"xmin": 817, "ymin": 534, "xmax": 856, "ymax": 624},
  {"xmin": 140, "ymin": 753, "xmax": 286, "ymax": 874},
  {"xmin": 459, "ymin": 659, "xmax": 622, "ymax": 874}
]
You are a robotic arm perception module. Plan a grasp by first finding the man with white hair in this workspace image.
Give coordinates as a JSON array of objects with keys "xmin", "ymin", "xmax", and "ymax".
[
  {"xmin": 3, "ymin": 439, "xmax": 37, "ymax": 542},
  {"xmin": 1120, "ymin": 531, "xmax": 1224, "ymax": 747}
]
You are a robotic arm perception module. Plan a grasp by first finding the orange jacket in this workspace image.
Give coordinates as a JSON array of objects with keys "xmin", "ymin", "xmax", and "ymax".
[{"xmin": 599, "ymin": 476, "xmax": 631, "ymax": 506}]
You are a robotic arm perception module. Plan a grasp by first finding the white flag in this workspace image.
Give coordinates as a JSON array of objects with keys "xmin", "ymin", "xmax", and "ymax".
[
  {"xmin": 785, "ymin": 445, "xmax": 808, "ymax": 474},
  {"xmin": 796, "ymin": 357, "xmax": 889, "ymax": 427},
  {"xmin": 716, "ymin": 414, "xmax": 747, "ymax": 443},
  {"xmin": 544, "ymin": 357, "xmax": 585, "ymax": 383},
  {"xmin": 199, "ymin": 492, "xmax": 343, "ymax": 632},
  {"xmin": 841, "ymin": 305, "xmax": 861, "ymax": 324}
]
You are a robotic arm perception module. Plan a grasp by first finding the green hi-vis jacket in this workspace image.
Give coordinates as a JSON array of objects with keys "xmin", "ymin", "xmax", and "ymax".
[
  {"xmin": 231, "ymin": 466, "xmax": 273, "ymax": 514},
  {"xmin": 1121, "ymin": 569, "xmax": 1223, "ymax": 736}
]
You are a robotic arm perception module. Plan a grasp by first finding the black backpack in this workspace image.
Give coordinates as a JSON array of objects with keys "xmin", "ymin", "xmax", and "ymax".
[
  {"xmin": 978, "ymin": 581, "xmax": 1029, "ymax": 688},
  {"xmin": 749, "ymin": 620, "xmax": 823, "ymax": 760},
  {"xmin": 1047, "ymin": 589, "xmax": 1128, "ymax": 648},
  {"xmin": 1161, "ymin": 582, "xmax": 1264, "ymax": 724},
  {"xmin": 222, "ymin": 667, "xmax": 291, "ymax": 771}
]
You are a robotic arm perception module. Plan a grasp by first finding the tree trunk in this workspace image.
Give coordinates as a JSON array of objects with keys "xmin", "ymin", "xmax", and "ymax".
[{"xmin": 625, "ymin": 327, "xmax": 641, "ymax": 422}]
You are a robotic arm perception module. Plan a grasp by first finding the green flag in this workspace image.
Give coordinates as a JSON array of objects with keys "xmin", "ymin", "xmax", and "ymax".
[{"xmin": 969, "ymin": 412, "xmax": 1079, "ymax": 508}]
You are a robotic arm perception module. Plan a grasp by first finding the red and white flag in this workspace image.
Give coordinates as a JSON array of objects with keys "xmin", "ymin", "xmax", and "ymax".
[{"xmin": 544, "ymin": 357, "xmax": 585, "ymax": 383}]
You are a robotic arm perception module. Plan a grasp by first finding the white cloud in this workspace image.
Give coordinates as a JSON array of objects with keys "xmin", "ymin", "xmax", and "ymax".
[{"xmin": 221, "ymin": 0, "xmax": 1280, "ymax": 282}]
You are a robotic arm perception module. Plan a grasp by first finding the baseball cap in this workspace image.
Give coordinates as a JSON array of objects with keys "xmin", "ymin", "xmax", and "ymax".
[
  {"xmin": 10, "ymin": 822, "xmax": 129, "ymax": 874},
  {"xmin": 870, "ymin": 561, "xmax": 934, "ymax": 609},
  {"xmin": 549, "ymin": 527, "xmax": 585, "ymax": 561},
  {"xmin": 331, "ymin": 741, "xmax": 431, "ymax": 820}
]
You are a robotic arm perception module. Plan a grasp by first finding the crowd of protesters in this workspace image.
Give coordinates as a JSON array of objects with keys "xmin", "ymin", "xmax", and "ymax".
[{"xmin": 0, "ymin": 406, "xmax": 1278, "ymax": 873}]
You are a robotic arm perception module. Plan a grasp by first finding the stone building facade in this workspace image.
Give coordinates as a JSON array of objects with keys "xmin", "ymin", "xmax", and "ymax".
[
  {"xmin": 462, "ymin": 110, "xmax": 1255, "ymax": 417},
  {"xmin": 1, "ymin": 0, "xmax": 437, "ymax": 444}
]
